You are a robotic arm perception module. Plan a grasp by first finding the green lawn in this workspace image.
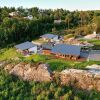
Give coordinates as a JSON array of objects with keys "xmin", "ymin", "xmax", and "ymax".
[
  {"xmin": 88, "ymin": 39, "xmax": 100, "ymax": 45},
  {"xmin": 64, "ymin": 34, "xmax": 75, "ymax": 40},
  {"xmin": 24, "ymin": 54, "xmax": 51, "ymax": 62},
  {"xmin": 32, "ymin": 38, "xmax": 47, "ymax": 44},
  {"xmin": 23, "ymin": 54, "xmax": 100, "ymax": 71},
  {"xmin": 47, "ymin": 59, "xmax": 79, "ymax": 71},
  {"xmin": 47, "ymin": 59, "xmax": 100, "ymax": 71},
  {"xmin": 0, "ymin": 48, "xmax": 22, "ymax": 61},
  {"xmin": 1, "ymin": 48, "xmax": 100, "ymax": 71}
]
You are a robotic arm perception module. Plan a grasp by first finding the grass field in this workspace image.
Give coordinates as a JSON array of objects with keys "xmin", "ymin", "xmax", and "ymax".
[
  {"xmin": 0, "ymin": 48, "xmax": 22, "ymax": 61},
  {"xmin": 24, "ymin": 54, "xmax": 100, "ymax": 71},
  {"xmin": 88, "ymin": 39, "xmax": 100, "ymax": 45},
  {"xmin": 1, "ymin": 48, "xmax": 100, "ymax": 71},
  {"xmin": 32, "ymin": 38, "xmax": 47, "ymax": 44}
]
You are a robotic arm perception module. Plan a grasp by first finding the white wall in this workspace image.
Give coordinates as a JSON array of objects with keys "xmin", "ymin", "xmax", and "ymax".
[
  {"xmin": 27, "ymin": 16, "xmax": 33, "ymax": 20},
  {"xmin": 53, "ymin": 36, "xmax": 59, "ymax": 41},
  {"xmin": 28, "ymin": 46, "xmax": 37, "ymax": 53}
]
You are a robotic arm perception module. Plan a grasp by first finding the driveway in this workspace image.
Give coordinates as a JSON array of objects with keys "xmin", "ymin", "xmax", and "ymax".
[{"xmin": 81, "ymin": 50, "xmax": 100, "ymax": 61}]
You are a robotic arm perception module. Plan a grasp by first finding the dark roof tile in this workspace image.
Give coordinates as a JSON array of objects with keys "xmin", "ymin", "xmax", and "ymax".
[
  {"xmin": 40, "ymin": 34, "xmax": 58, "ymax": 39},
  {"xmin": 52, "ymin": 44, "xmax": 81, "ymax": 56},
  {"xmin": 42, "ymin": 42, "xmax": 54, "ymax": 50},
  {"xmin": 15, "ymin": 41, "xmax": 36, "ymax": 50}
]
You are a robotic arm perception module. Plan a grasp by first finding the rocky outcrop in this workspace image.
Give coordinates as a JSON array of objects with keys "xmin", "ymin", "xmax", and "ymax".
[
  {"xmin": 4, "ymin": 63, "xmax": 15, "ymax": 71},
  {"xmin": 4, "ymin": 62, "xmax": 100, "ymax": 91},
  {"xmin": 60, "ymin": 68, "xmax": 100, "ymax": 91},
  {"xmin": 86, "ymin": 64, "xmax": 100, "ymax": 70},
  {"xmin": 5, "ymin": 62, "xmax": 52, "ymax": 82}
]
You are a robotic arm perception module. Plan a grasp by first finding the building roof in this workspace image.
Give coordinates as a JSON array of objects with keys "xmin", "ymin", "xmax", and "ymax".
[
  {"xmin": 40, "ymin": 34, "xmax": 58, "ymax": 39},
  {"xmin": 52, "ymin": 44, "xmax": 81, "ymax": 56},
  {"xmin": 15, "ymin": 41, "xmax": 36, "ymax": 50},
  {"xmin": 42, "ymin": 42, "xmax": 54, "ymax": 50}
]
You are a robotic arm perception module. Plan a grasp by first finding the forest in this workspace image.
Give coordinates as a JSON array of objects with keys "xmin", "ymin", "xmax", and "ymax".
[{"xmin": 0, "ymin": 7, "xmax": 100, "ymax": 48}]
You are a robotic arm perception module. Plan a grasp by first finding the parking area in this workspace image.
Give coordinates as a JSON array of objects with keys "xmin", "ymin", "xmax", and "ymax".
[{"xmin": 81, "ymin": 50, "xmax": 100, "ymax": 61}]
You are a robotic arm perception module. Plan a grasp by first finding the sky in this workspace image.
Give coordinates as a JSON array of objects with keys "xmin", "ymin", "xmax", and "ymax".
[{"xmin": 0, "ymin": 0, "xmax": 100, "ymax": 11}]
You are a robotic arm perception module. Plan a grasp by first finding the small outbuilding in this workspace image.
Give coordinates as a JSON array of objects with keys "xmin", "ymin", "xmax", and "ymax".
[
  {"xmin": 9, "ymin": 11, "xmax": 19, "ymax": 17},
  {"xmin": 15, "ymin": 41, "xmax": 37, "ymax": 55},
  {"xmin": 24, "ymin": 15, "xmax": 33, "ymax": 20},
  {"xmin": 40, "ymin": 34, "xmax": 59, "ymax": 42},
  {"xmin": 54, "ymin": 19, "xmax": 62, "ymax": 24}
]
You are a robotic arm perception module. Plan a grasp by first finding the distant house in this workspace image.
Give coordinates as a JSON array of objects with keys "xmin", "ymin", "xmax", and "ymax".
[
  {"xmin": 9, "ymin": 11, "xmax": 19, "ymax": 17},
  {"xmin": 15, "ymin": 41, "xmax": 37, "ymax": 55},
  {"xmin": 51, "ymin": 44, "xmax": 81, "ymax": 60},
  {"xmin": 84, "ymin": 31, "xmax": 97, "ymax": 39},
  {"xmin": 42, "ymin": 42, "xmax": 54, "ymax": 55},
  {"xmin": 40, "ymin": 34, "xmax": 59, "ymax": 42},
  {"xmin": 54, "ymin": 19, "xmax": 62, "ymax": 24},
  {"xmin": 84, "ymin": 31, "xmax": 100, "ymax": 40},
  {"xmin": 27, "ymin": 15, "xmax": 33, "ymax": 20},
  {"xmin": 24, "ymin": 15, "xmax": 33, "ymax": 20}
]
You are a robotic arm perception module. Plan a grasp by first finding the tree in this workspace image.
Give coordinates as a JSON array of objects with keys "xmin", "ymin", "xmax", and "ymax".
[
  {"xmin": 79, "ymin": 11, "xmax": 89, "ymax": 27},
  {"xmin": 65, "ymin": 14, "xmax": 72, "ymax": 29},
  {"xmin": 92, "ymin": 16, "xmax": 100, "ymax": 33},
  {"xmin": 31, "ymin": 7, "xmax": 39, "ymax": 17}
]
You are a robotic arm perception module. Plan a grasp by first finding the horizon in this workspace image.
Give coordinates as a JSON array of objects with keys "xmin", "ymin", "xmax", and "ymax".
[{"xmin": 0, "ymin": 0, "xmax": 100, "ymax": 11}]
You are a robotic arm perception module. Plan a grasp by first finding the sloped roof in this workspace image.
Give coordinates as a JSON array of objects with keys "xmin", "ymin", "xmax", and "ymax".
[
  {"xmin": 15, "ymin": 41, "xmax": 36, "ymax": 50},
  {"xmin": 40, "ymin": 34, "xmax": 58, "ymax": 39},
  {"xmin": 52, "ymin": 44, "xmax": 81, "ymax": 56},
  {"xmin": 42, "ymin": 42, "xmax": 54, "ymax": 50}
]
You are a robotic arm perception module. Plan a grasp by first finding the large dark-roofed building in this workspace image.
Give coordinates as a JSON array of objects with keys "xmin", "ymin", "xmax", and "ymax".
[{"xmin": 51, "ymin": 44, "xmax": 81, "ymax": 60}]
